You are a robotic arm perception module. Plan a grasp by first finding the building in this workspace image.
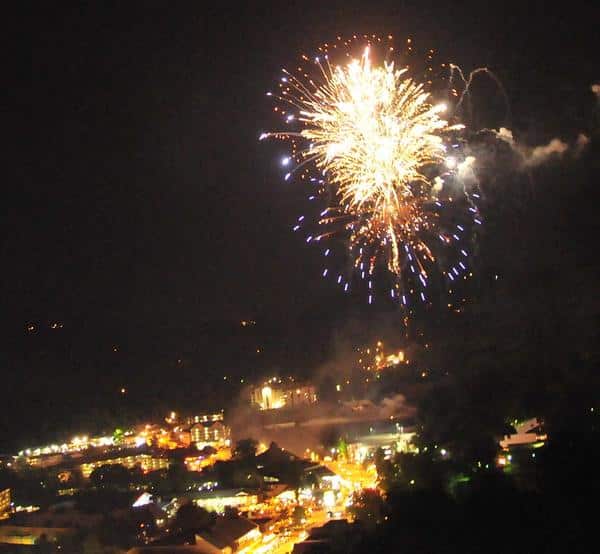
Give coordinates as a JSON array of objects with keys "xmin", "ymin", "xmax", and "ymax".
[
  {"xmin": 24, "ymin": 453, "xmax": 65, "ymax": 469},
  {"xmin": 0, "ymin": 502, "xmax": 102, "ymax": 545},
  {"xmin": 292, "ymin": 539, "xmax": 332, "ymax": 553},
  {"xmin": 126, "ymin": 544, "xmax": 209, "ymax": 554},
  {"xmin": 499, "ymin": 418, "xmax": 547, "ymax": 450},
  {"xmin": 346, "ymin": 429, "xmax": 416, "ymax": 464},
  {"xmin": 293, "ymin": 519, "xmax": 359, "ymax": 553},
  {"xmin": 303, "ymin": 465, "xmax": 341, "ymax": 490},
  {"xmin": 191, "ymin": 489, "xmax": 259, "ymax": 513},
  {"xmin": 195, "ymin": 515, "xmax": 261, "ymax": 553},
  {"xmin": 248, "ymin": 516, "xmax": 277, "ymax": 534},
  {"xmin": 185, "ymin": 447, "xmax": 231, "ymax": 472},
  {"xmin": 156, "ymin": 430, "xmax": 185, "ymax": 450},
  {"xmin": 80, "ymin": 451, "xmax": 170, "ymax": 478},
  {"xmin": 0, "ymin": 525, "xmax": 75, "ymax": 546},
  {"xmin": 187, "ymin": 412, "xmax": 225, "ymax": 425},
  {"xmin": 6, "ymin": 505, "xmax": 103, "ymax": 529},
  {"xmin": 0, "ymin": 488, "xmax": 10, "ymax": 519},
  {"xmin": 126, "ymin": 516, "xmax": 261, "ymax": 554},
  {"xmin": 250, "ymin": 380, "xmax": 317, "ymax": 410},
  {"xmin": 190, "ymin": 421, "xmax": 230, "ymax": 448}
]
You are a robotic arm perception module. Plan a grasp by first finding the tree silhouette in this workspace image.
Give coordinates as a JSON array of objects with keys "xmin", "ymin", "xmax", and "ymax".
[
  {"xmin": 233, "ymin": 438, "xmax": 258, "ymax": 460},
  {"xmin": 90, "ymin": 464, "xmax": 131, "ymax": 489},
  {"xmin": 292, "ymin": 505, "xmax": 306, "ymax": 525},
  {"xmin": 348, "ymin": 489, "xmax": 385, "ymax": 532},
  {"xmin": 173, "ymin": 502, "xmax": 215, "ymax": 533}
]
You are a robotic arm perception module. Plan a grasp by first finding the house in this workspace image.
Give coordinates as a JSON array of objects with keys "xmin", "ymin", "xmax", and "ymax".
[
  {"xmin": 499, "ymin": 418, "xmax": 547, "ymax": 449},
  {"xmin": 296, "ymin": 519, "xmax": 360, "ymax": 553},
  {"xmin": 129, "ymin": 515, "xmax": 261, "ymax": 554},
  {"xmin": 195, "ymin": 515, "xmax": 261, "ymax": 553},
  {"xmin": 248, "ymin": 515, "xmax": 277, "ymax": 534}
]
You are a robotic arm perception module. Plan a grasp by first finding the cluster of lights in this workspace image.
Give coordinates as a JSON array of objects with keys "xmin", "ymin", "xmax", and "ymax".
[
  {"xmin": 25, "ymin": 321, "xmax": 64, "ymax": 333},
  {"xmin": 254, "ymin": 377, "xmax": 316, "ymax": 410},
  {"xmin": 356, "ymin": 340, "xmax": 407, "ymax": 372},
  {"xmin": 18, "ymin": 434, "xmax": 114, "ymax": 458},
  {"xmin": 17, "ymin": 420, "xmax": 220, "ymax": 461}
]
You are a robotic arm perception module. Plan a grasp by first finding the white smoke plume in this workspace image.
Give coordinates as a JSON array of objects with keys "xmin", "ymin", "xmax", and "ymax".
[
  {"xmin": 457, "ymin": 155, "xmax": 477, "ymax": 185},
  {"xmin": 377, "ymin": 394, "xmax": 410, "ymax": 418},
  {"xmin": 575, "ymin": 133, "xmax": 590, "ymax": 155},
  {"xmin": 495, "ymin": 127, "xmax": 516, "ymax": 147},
  {"xmin": 495, "ymin": 127, "xmax": 588, "ymax": 168},
  {"xmin": 525, "ymin": 138, "xmax": 569, "ymax": 167}
]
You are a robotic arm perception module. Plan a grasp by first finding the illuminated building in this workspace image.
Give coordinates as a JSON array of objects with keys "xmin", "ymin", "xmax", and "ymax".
[
  {"xmin": 165, "ymin": 411, "xmax": 178, "ymax": 425},
  {"xmin": 250, "ymin": 380, "xmax": 317, "ymax": 410},
  {"xmin": 79, "ymin": 451, "xmax": 169, "ymax": 478},
  {"xmin": 190, "ymin": 421, "xmax": 230, "ymax": 448},
  {"xmin": 175, "ymin": 430, "xmax": 192, "ymax": 448},
  {"xmin": 0, "ymin": 489, "xmax": 10, "ymax": 519},
  {"xmin": 186, "ymin": 411, "xmax": 224, "ymax": 425},
  {"xmin": 192, "ymin": 489, "xmax": 259, "ymax": 513},
  {"xmin": 303, "ymin": 465, "xmax": 341, "ymax": 491},
  {"xmin": 346, "ymin": 429, "xmax": 416, "ymax": 463},
  {"xmin": 499, "ymin": 418, "xmax": 547, "ymax": 450},
  {"xmin": 23, "ymin": 454, "xmax": 65, "ymax": 469},
  {"xmin": 116, "ymin": 433, "xmax": 142, "ymax": 449},
  {"xmin": 88, "ymin": 436, "xmax": 114, "ymax": 447},
  {"xmin": 57, "ymin": 470, "xmax": 74, "ymax": 484},
  {"xmin": 152, "ymin": 426, "xmax": 194, "ymax": 449},
  {"xmin": 185, "ymin": 447, "xmax": 231, "ymax": 471},
  {"xmin": 136, "ymin": 424, "xmax": 160, "ymax": 446},
  {"xmin": 156, "ymin": 432, "xmax": 179, "ymax": 450},
  {"xmin": 18, "ymin": 434, "xmax": 114, "ymax": 466}
]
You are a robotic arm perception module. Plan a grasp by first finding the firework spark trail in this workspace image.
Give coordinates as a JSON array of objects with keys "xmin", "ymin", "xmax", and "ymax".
[
  {"xmin": 449, "ymin": 64, "xmax": 511, "ymax": 125},
  {"xmin": 262, "ymin": 37, "xmax": 485, "ymax": 306}
]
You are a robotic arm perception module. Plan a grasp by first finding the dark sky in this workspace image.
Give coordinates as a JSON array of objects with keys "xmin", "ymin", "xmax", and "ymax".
[{"xmin": 2, "ymin": 1, "xmax": 598, "ymax": 449}]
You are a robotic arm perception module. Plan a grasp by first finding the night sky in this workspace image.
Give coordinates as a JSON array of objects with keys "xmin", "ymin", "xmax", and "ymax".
[{"xmin": 2, "ymin": 2, "xmax": 598, "ymax": 451}]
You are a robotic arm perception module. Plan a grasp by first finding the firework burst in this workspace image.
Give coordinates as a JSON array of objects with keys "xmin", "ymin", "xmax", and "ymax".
[{"xmin": 261, "ymin": 35, "xmax": 483, "ymax": 307}]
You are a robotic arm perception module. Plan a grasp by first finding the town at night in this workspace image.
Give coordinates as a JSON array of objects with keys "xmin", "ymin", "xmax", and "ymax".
[{"xmin": 2, "ymin": 2, "xmax": 598, "ymax": 552}]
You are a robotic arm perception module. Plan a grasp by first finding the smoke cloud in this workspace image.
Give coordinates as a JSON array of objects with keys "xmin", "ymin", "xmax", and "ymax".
[
  {"xmin": 495, "ymin": 127, "xmax": 588, "ymax": 168},
  {"xmin": 457, "ymin": 155, "xmax": 477, "ymax": 186},
  {"xmin": 524, "ymin": 138, "xmax": 568, "ymax": 167},
  {"xmin": 575, "ymin": 133, "xmax": 590, "ymax": 155},
  {"xmin": 377, "ymin": 394, "xmax": 410, "ymax": 418}
]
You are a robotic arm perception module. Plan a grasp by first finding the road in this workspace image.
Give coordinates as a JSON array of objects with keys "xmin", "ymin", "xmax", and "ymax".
[
  {"xmin": 244, "ymin": 508, "xmax": 329, "ymax": 554},
  {"xmin": 245, "ymin": 459, "xmax": 379, "ymax": 553}
]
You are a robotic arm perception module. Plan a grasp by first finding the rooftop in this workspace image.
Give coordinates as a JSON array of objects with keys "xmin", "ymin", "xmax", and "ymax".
[
  {"xmin": 196, "ymin": 515, "xmax": 259, "ymax": 549},
  {"xmin": 192, "ymin": 488, "xmax": 258, "ymax": 500},
  {"xmin": 127, "ymin": 544, "xmax": 206, "ymax": 554}
]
